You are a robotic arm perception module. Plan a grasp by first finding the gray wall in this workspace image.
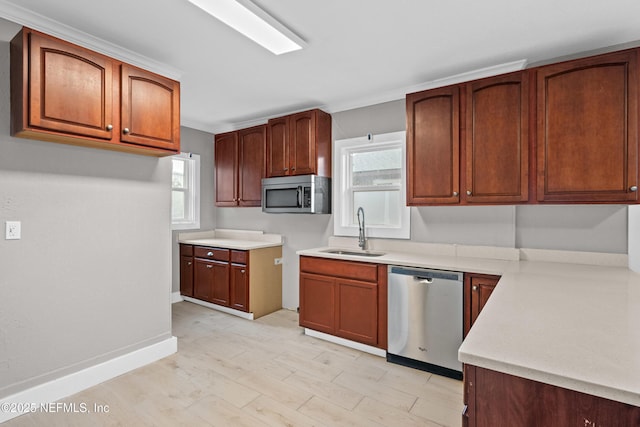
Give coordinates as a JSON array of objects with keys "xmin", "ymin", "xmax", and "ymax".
[{"xmin": 0, "ymin": 42, "xmax": 173, "ymax": 398}]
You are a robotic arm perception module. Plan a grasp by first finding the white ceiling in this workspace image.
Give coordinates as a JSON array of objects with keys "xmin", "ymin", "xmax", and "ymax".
[{"xmin": 2, "ymin": 0, "xmax": 640, "ymax": 134}]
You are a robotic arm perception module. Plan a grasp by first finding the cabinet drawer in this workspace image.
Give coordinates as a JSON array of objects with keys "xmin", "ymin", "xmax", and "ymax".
[
  {"xmin": 300, "ymin": 256, "xmax": 378, "ymax": 282},
  {"xmin": 180, "ymin": 244, "xmax": 193, "ymax": 256},
  {"xmin": 231, "ymin": 250, "xmax": 247, "ymax": 264},
  {"xmin": 194, "ymin": 246, "xmax": 230, "ymax": 261}
]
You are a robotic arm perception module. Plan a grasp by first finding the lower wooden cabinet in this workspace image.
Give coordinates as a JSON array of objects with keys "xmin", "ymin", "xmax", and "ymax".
[
  {"xmin": 179, "ymin": 244, "xmax": 194, "ymax": 297},
  {"xmin": 463, "ymin": 365, "xmax": 640, "ymax": 426},
  {"xmin": 299, "ymin": 256, "xmax": 387, "ymax": 349},
  {"xmin": 180, "ymin": 244, "xmax": 282, "ymax": 318},
  {"xmin": 463, "ymin": 273, "xmax": 500, "ymax": 337}
]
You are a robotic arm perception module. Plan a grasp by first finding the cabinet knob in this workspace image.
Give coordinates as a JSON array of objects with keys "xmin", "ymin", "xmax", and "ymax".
[
  {"xmin": 207, "ymin": 251, "xmax": 213, "ymax": 256},
  {"xmin": 241, "ymin": 269, "xmax": 245, "ymax": 273},
  {"xmin": 467, "ymin": 190, "xmax": 472, "ymax": 196},
  {"xmin": 187, "ymin": 262, "xmax": 192, "ymax": 266},
  {"xmin": 291, "ymin": 167, "xmax": 296, "ymax": 171},
  {"xmin": 123, "ymin": 128, "xmax": 130, "ymax": 134},
  {"xmin": 631, "ymin": 185, "xmax": 638, "ymax": 192},
  {"xmin": 106, "ymin": 124, "xmax": 113, "ymax": 131},
  {"xmin": 284, "ymin": 168, "xmax": 289, "ymax": 171},
  {"xmin": 472, "ymin": 285, "xmax": 478, "ymax": 291},
  {"xmin": 453, "ymin": 191, "xmax": 458, "ymax": 197}
]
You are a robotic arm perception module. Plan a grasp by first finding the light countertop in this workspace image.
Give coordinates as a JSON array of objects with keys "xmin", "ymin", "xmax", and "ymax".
[
  {"xmin": 178, "ymin": 229, "xmax": 283, "ymax": 250},
  {"xmin": 298, "ymin": 237, "xmax": 640, "ymax": 406}
]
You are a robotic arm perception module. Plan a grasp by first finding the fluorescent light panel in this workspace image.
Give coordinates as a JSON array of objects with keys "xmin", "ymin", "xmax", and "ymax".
[{"xmin": 188, "ymin": 0, "xmax": 305, "ymax": 55}]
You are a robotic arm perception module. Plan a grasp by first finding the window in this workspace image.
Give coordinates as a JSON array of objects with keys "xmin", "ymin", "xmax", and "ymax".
[
  {"xmin": 334, "ymin": 131, "xmax": 410, "ymax": 239},
  {"xmin": 171, "ymin": 152, "xmax": 200, "ymax": 230}
]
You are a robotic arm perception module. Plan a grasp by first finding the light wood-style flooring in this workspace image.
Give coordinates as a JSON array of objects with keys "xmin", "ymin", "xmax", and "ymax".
[{"xmin": 5, "ymin": 301, "xmax": 463, "ymax": 426}]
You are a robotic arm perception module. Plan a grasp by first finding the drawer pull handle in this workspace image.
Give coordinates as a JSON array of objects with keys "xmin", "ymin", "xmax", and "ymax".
[
  {"xmin": 207, "ymin": 251, "xmax": 213, "ymax": 256},
  {"xmin": 206, "ymin": 265, "xmax": 212, "ymax": 269}
]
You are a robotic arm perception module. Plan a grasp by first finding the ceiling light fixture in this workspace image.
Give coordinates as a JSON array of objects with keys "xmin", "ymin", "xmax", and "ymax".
[{"xmin": 187, "ymin": 0, "xmax": 305, "ymax": 55}]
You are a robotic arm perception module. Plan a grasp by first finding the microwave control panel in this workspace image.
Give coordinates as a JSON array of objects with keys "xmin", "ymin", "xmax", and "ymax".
[{"xmin": 303, "ymin": 187, "xmax": 311, "ymax": 208}]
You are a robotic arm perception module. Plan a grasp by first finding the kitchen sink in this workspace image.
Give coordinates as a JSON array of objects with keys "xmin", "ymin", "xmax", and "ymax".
[{"xmin": 321, "ymin": 249, "xmax": 385, "ymax": 257}]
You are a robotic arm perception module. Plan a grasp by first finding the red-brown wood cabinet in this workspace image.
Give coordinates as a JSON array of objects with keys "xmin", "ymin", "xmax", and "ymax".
[
  {"xmin": 299, "ymin": 256, "xmax": 387, "ymax": 349},
  {"xmin": 214, "ymin": 125, "xmax": 266, "ymax": 207},
  {"xmin": 463, "ymin": 365, "xmax": 640, "ymax": 426},
  {"xmin": 266, "ymin": 109, "xmax": 332, "ymax": 178},
  {"xmin": 11, "ymin": 27, "xmax": 180, "ymax": 156},
  {"xmin": 463, "ymin": 273, "xmax": 500, "ymax": 338},
  {"xmin": 407, "ymin": 47, "xmax": 640, "ymax": 205}
]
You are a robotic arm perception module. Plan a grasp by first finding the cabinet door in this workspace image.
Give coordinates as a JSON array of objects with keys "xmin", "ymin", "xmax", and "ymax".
[
  {"xmin": 27, "ymin": 30, "xmax": 114, "ymax": 140},
  {"xmin": 336, "ymin": 278, "xmax": 378, "ymax": 346},
  {"xmin": 537, "ymin": 50, "xmax": 639, "ymax": 203},
  {"xmin": 464, "ymin": 274, "xmax": 500, "ymax": 337},
  {"xmin": 210, "ymin": 261, "xmax": 230, "ymax": 307},
  {"xmin": 299, "ymin": 273, "xmax": 336, "ymax": 334},
  {"xmin": 230, "ymin": 263, "xmax": 249, "ymax": 312},
  {"xmin": 215, "ymin": 132, "xmax": 239, "ymax": 206},
  {"xmin": 465, "ymin": 72, "xmax": 529, "ymax": 203},
  {"xmin": 238, "ymin": 125, "xmax": 266, "ymax": 206},
  {"xmin": 266, "ymin": 117, "xmax": 289, "ymax": 177},
  {"xmin": 120, "ymin": 64, "xmax": 180, "ymax": 152},
  {"xmin": 289, "ymin": 110, "xmax": 317, "ymax": 176},
  {"xmin": 180, "ymin": 255, "xmax": 194, "ymax": 297},
  {"xmin": 406, "ymin": 86, "xmax": 460, "ymax": 205},
  {"xmin": 194, "ymin": 259, "xmax": 215, "ymax": 302}
]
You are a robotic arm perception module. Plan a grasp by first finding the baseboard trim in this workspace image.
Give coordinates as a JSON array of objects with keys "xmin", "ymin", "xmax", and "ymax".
[
  {"xmin": 171, "ymin": 292, "xmax": 184, "ymax": 304},
  {"xmin": 182, "ymin": 296, "xmax": 254, "ymax": 320},
  {"xmin": 0, "ymin": 337, "xmax": 177, "ymax": 423},
  {"xmin": 304, "ymin": 328, "xmax": 386, "ymax": 357}
]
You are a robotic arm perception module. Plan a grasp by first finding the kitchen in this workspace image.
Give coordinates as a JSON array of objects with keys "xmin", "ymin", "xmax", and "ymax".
[{"xmin": 1, "ymin": 0, "xmax": 640, "ymax": 426}]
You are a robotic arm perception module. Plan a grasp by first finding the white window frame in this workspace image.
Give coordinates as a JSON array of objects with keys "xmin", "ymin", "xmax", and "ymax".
[
  {"xmin": 333, "ymin": 131, "xmax": 410, "ymax": 239},
  {"xmin": 171, "ymin": 152, "xmax": 201, "ymax": 230}
]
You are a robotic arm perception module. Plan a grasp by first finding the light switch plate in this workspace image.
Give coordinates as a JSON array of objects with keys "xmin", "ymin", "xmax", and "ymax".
[{"xmin": 5, "ymin": 221, "xmax": 21, "ymax": 240}]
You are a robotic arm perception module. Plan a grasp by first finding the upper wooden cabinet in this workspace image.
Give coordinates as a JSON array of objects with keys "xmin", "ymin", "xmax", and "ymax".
[
  {"xmin": 120, "ymin": 64, "xmax": 180, "ymax": 152},
  {"xmin": 214, "ymin": 125, "xmax": 265, "ymax": 207},
  {"xmin": 10, "ymin": 27, "xmax": 179, "ymax": 156},
  {"xmin": 408, "ymin": 47, "xmax": 640, "ymax": 206},
  {"xmin": 266, "ymin": 109, "xmax": 332, "ymax": 177},
  {"xmin": 536, "ymin": 49, "xmax": 639, "ymax": 203},
  {"xmin": 465, "ymin": 72, "xmax": 529, "ymax": 203},
  {"xmin": 406, "ymin": 85, "xmax": 460, "ymax": 205},
  {"xmin": 407, "ymin": 73, "xmax": 529, "ymax": 206}
]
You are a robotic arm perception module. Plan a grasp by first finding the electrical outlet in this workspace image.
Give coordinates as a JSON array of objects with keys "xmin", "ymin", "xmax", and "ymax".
[
  {"xmin": 274, "ymin": 257, "xmax": 283, "ymax": 265},
  {"xmin": 5, "ymin": 221, "xmax": 21, "ymax": 240}
]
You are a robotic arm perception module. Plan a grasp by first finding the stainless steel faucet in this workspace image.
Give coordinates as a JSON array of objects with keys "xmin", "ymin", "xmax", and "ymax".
[{"xmin": 357, "ymin": 207, "xmax": 366, "ymax": 250}]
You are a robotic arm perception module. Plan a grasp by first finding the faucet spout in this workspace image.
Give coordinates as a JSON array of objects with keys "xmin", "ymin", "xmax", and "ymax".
[{"xmin": 357, "ymin": 207, "xmax": 366, "ymax": 250}]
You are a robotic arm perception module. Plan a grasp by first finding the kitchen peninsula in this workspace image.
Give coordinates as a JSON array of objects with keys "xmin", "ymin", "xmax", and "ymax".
[{"xmin": 298, "ymin": 236, "xmax": 640, "ymax": 425}]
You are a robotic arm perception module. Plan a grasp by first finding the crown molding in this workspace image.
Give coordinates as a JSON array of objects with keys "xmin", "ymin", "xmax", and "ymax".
[{"xmin": 0, "ymin": 0, "xmax": 182, "ymax": 80}]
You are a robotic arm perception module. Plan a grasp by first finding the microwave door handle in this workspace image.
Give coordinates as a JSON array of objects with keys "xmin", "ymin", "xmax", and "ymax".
[{"xmin": 297, "ymin": 186, "xmax": 303, "ymax": 207}]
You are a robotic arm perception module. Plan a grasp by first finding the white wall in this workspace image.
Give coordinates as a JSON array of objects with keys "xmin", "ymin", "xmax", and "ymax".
[{"xmin": 0, "ymin": 42, "xmax": 173, "ymax": 398}]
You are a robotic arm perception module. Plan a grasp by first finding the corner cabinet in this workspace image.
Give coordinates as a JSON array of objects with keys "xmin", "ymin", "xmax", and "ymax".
[
  {"xmin": 536, "ymin": 49, "xmax": 639, "ymax": 203},
  {"xmin": 214, "ymin": 125, "xmax": 266, "ymax": 207},
  {"xmin": 10, "ymin": 27, "xmax": 180, "ymax": 156},
  {"xmin": 299, "ymin": 256, "xmax": 387, "ymax": 349},
  {"xmin": 463, "ymin": 273, "xmax": 500, "ymax": 338},
  {"xmin": 266, "ymin": 109, "xmax": 332, "ymax": 178},
  {"xmin": 180, "ymin": 244, "xmax": 282, "ymax": 319}
]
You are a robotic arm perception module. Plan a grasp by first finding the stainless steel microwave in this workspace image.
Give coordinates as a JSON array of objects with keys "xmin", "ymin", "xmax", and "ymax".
[{"xmin": 261, "ymin": 175, "xmax": 331, "ymax": 214}]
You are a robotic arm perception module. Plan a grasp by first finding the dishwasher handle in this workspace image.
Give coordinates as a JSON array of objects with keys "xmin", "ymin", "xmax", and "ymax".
[
  {"xmin": 389, "ymin": 265, "xmax": 463, "ymax": 282},
  {"xmin": 415, "ymin": 276, "xmax": 434, "ymax": 284}
]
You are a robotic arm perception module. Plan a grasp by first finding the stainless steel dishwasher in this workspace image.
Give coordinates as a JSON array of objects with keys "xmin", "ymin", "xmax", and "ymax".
[{"xmin": 387, "ymin": 265, "xmax": 463, "ymax": 380}]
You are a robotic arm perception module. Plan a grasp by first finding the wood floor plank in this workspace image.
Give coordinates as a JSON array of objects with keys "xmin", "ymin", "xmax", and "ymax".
[{"xmin": 3, "ymin": 302, "xmax": 464, "ymax": 426}]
